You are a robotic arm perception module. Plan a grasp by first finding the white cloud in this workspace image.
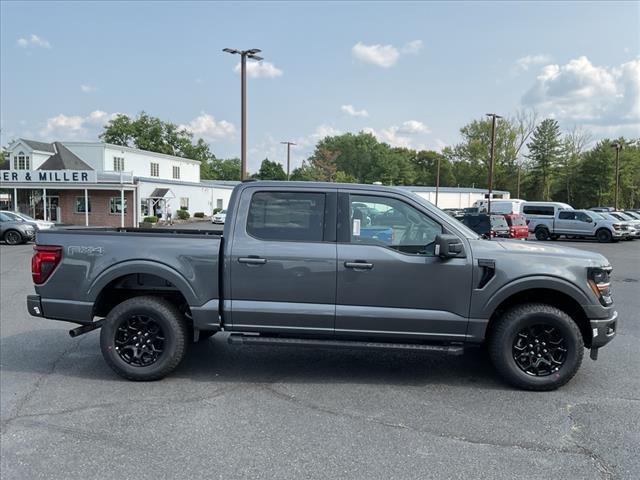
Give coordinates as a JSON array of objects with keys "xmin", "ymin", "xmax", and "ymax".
[
  {"xmin": 398, "ymin": 120, "xmax": 431, "ymax": 134},
  {"xmin": 401, "ymin": 40, "xmax": 423, "ymax": 55},
  {"xmin": 17, "ymin": 34, "xmax": 51, "ymax": 49},
  {"xmin": 352, "ymin": 42, "xmax": 399, "ymax": 68},
  {"xmin": 363, "ymin": 120, "xmax": 431, "ymax": 149},
  {"xmin": 234, "ymin": 61, "xmax": 283, "ymax": 78},
  {"xmin": 80, "ymin": 85, "xmax": 96, "ymax": 93},
  {"xmin": 522, "ymin": 56, "xmax": 640, "ymax": 127},
  {"xmin": 514, "ymin": 54, "xmax": 552, "ymax": 72},
  {"xmin": 179, "ymin": 113, "xmax": 235, "ymax": 141},
  {"xmin": 38, "ymin": 110, "xmax": 120, "ymax": 140},
  {"xmin": 352, "ymin": 40, "xmax": 423, "ymax": 68},
  {"xmin": 341, "ymin": 104, "xmax": 369, "ymax": 117}
]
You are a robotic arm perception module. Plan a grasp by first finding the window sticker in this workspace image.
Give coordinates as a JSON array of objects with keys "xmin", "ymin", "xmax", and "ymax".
[{"xmin": 353, "ymin": 218, "xmax": 361, "ymax": 236}]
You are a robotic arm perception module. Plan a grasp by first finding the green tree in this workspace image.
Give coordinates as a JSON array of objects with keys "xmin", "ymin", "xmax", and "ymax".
[
  {"xmin": 254, "ymin": 158, "xmax": 287, "ymax": 180},
  {"xmin": 412, "ymin": 150, "xmax": 455, "ymax": 186},
  {"xmin": 525, "ymin": 119, "xmax": 563, "ymax": 200},
  {"xmin": 209, "ymin": 158, "xmax": 242, "ymax": 181}
]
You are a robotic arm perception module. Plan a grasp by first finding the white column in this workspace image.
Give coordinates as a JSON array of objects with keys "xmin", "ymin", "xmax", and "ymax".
[
  {"xmin": 120, "ymin": 187, "xmax": 125, "ymax": 228},
  {"xmin": 43, "ymin": 188, "xmax": 48, "ymax": 222},
  {"xmin": 13, "ymin": 188, "xmax": 18, "ymax": 212},
  {"xmin": 84, "ymin": 189, "xmax": 89, "ymax": 226}
]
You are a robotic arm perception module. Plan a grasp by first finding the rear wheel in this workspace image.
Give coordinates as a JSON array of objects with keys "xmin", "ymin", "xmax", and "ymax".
[
  {"xmin": 100, "ymin": 296, "xmax": 188, "ymax": 381},
  {"xmin": 3, "ymin": 230, "xmax": 23, "ymax": 245},
  {"xmin": 488, "ymin": 303, "xmax": 584, "ymax": 391},
  {"xmin": 596, "ymin": 229, "xmax": 613, "ymax": 243},
  {"xmin": 534, "ymin": 228, "xmax": 549, "ymax": 241}
]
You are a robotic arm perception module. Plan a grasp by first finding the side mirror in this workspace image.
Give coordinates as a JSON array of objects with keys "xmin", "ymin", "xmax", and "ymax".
[{"xmin": 435, "ymin": 234, "xmax": 465, "ymax": 259}]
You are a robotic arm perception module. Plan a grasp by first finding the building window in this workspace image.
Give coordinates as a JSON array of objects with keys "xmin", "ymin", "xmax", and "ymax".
[
  {"xmin": 180, "ymin": 197, "xmax": 189, "ymax": 210},
  {"xmin": 172, "ymin": 166, "xmax": 180, "ymax": 179},
  {"xmin": 75, "ymin": 197, "xmax": 92, "ymax": 213},
  {"xmin": 14, "ymin": 152, "xmax": 30, "ymax": 170},
  {"xmin": 216, "ymin": 198, "xmax": 223, "ymax": 209},
  {"xmin": 150, "ymin": 162, "xmax": 159, "ymax": 177},
  {"xmin": 113, "ymin": 157, "xmax": 125, "ymax": 171},
  {"xmin": 110, "ymin": 197, "xmax": 128, "ymax": 214}
]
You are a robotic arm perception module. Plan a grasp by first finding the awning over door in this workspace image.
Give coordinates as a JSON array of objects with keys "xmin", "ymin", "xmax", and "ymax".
[{"xmin": 148, "ymin": 188, "xmax": 171, "ymax": 198}]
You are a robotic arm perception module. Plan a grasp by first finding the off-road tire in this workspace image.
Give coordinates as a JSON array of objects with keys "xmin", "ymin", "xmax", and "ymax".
[
  {"xmin": 100, "ymin": 296, "xmax": 188, "ymax": 381},
  {"xmin": 488, "ymin": 303, "xmax": 584, "ymax": 391}
]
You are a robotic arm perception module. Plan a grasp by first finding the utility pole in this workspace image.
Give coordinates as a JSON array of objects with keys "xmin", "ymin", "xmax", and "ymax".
[
  {"xmin": 486, "ymin": 113, "xmax": 502, "ymax": 213},
  {"xmin": 516, "ymin": 163, "xmax": 521, "ymax": 199},
  {"xmin": 223, "ymin": 48, "xmax": 264, "ymax": 180},
  {"xmin": 281, "ymin": 141, "xmax": 296, "ymax": 180},
  {"xmin": 435, "ymin": 155, "xmax": 441, "ymax": 207},
  {"xmin": 611, "ymin": 142, "xmax": 623, "ymax": 210}
]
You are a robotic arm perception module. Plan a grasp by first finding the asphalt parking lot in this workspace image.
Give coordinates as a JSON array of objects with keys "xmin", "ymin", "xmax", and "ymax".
[{"xmin": 1, "ymin": 234, "xmax": 638, "ymax": 479}]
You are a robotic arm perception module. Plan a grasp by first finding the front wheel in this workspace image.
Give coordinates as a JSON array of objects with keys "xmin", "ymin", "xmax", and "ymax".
[
  {"xmin": 3, "ymin": 230, "xmax": 23, "ymax": 245},
  {"xmin": 100, "ymin": 296, "xmax": 188, "ymax": 381},
  {"xmin": 596, "ymin": 229, "xmax": 613, "ymax": 243},
  {"xmin": 488, "ymin": 303, "xmax": 584, "ymax": 391}
]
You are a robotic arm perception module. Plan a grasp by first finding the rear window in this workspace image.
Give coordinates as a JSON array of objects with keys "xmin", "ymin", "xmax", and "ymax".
[
  {"xmin": 505, "ymin": 215, "xmax": 526, "ymax": 226},
  {"xmin": 247, "ymin": 191, "xmax": 326, "ymax": 242},
  {"xmin": 559, "ymin": 211, "xmax": 575, "ymax": 220},
  {"xmin": 462, "ymin": 215, "xmax": 490, "ymax": 233},
  {"xmin": 523, "ymin": 205, "xmax": 554, "ymax": 216},
  {"xmin": 490, "ymin": 216, "xmax": 508, "ymax": 229}
]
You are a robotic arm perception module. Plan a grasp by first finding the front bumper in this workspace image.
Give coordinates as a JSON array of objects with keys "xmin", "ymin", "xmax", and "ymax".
[{"xmin": 590, "ymin": 310, "xmax": 618, "ymax": 348}]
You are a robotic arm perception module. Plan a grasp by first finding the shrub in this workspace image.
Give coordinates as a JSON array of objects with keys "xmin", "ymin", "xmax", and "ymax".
[
  {"xmin": 213, "ymin": 208, "xmax": 222, "ymax": 214},
  {"xmin": 180, "ymin": 206, "xmax": 188, "ymax": 211},
  {"xmin": 194, "ymin": 212, "xmax": 205, "ymax": 218},
  {"xmin": 143, "ymin": 216, "xmax": 158, "ymax": 223},
  {"xmin": 176, "ymin": 209, "xmax": 190, "ymax": 220}
]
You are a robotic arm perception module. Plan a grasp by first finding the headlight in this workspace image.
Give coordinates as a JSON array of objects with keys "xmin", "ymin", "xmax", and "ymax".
[{"xmin": 588, "ymin": 266, "xmax": 613, "ymax": 306}]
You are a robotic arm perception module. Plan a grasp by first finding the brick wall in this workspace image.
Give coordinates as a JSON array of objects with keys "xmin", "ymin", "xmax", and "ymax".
[{"xmin": 58, "ymin": 190, "xmax": 134, "ymax": 227}]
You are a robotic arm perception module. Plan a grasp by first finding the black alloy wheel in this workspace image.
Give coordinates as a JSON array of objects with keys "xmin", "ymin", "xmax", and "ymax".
[
  {"xmin": 114, "ymin": 314, "xmax": 166, "ymax": 367},
  {"xmin": 512, "ymin": 324, "xmax": 567, "ymax": 376}
]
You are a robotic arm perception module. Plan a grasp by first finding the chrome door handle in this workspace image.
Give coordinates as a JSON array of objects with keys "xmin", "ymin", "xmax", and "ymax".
[
  {"xmin": 238, "ymin": 257, "xmax": 267, "ymax": 265},
  {"xmin": 344, "ymin": 261, "xmax": 373, "ymax": 270}
]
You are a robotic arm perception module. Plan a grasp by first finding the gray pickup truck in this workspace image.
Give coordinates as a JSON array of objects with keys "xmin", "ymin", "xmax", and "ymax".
[
  {"xmin": 27, "ymin": 182, "xmax": 618, "ymax": 390},
  {"xmin": 531, "ymin": 209, "xmax": 633, "ymax": 242}
]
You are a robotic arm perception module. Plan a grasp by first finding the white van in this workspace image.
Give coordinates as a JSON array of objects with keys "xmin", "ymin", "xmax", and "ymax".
[
  {"xmin": 473, "ymin": 199, "xmax": 526, "ymax": 214},
  {"xmin": 522, "ymin": 201, "xmax": 573, "ymax": 232}
]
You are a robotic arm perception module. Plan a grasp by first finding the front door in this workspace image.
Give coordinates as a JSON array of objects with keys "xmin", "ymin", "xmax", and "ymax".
[
  {"xmin": 336, "ymin": 191, "xmax": 473, "ymax": 342},
  {"xmin": 229, "ymin": 188, "xmax": 337, "ymax": 335}
]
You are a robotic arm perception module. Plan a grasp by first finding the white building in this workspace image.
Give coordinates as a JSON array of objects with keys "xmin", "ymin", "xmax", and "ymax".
[
  {"xmin": 402, "ymin": 186, "xmax": 510, "ymax": 209},
  {"xmin": 0, "ymin": 139, "xmax": 235, "ymax": 227}
]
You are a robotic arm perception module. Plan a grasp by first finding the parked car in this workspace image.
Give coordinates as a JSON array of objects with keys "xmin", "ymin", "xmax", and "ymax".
[
  {"xmin": 607, "ymin": 212, "xmax": 640, "ymax": 238},
  {"xmin": 460, "ymin": 213, "xmax": 510, "ymax": 238},
  {"xmin": 211, "ymin": 209, "xmax": 227, "ymax": 224},
  {"xmin": 0, "ymin": 211, "xmax": 36, "ymax": 245},
  {"xmin": 28, "ymin": 181, "xmax": 618, "ymax": 391},
  {"xmin": 1, "ymin": 211, "xmax": 55, "ymax": 231},
  {"xmin": 623, "ymin": 211, "xmax": 640, "ymax": 221},
  {"xmin": 503, "ymin": 213, "xmax": 529, "ymax": 239},
  {"xmin": 532, "ymin": 209, "xmax": 629, "ymax": 242},
  {"xmin": 443, "ymin": 208, "xmax": 465, "ymax": 219},
  {"xmin": 523, "ymin": 202, "xmax": 574, "ymax": 237},
  {"xmin": 589, "ymin": 207, "xmax": 615, "ymax": 212}
]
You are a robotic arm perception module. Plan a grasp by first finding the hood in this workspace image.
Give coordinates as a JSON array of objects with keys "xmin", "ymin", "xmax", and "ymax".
[{"xmin": 469, "ymin": 238, "xmax": 609, "ymax": 267}]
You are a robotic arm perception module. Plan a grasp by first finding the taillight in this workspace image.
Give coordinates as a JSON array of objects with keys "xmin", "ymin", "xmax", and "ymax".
[
  {"xmin": 32, "ymin": 245, "xmax": 62, "ymax": 284},
  {"xmin": 490, "ymin": 230, "xmax": 497, "ymax": 237}
]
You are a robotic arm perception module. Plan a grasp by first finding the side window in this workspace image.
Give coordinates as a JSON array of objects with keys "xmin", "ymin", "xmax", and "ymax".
[
  {"xmin": 349, "ymin": 195, "xmax": 442, "ymax": 256},
  {"xmin": 577, "ymin": 212, "xmax": 592, "ymax": 222},
  {"xmin": 559, "ymin": 211, "xmax": 575, "ymax": 220},
  {"xmin": 247, "ymin": 191, "xmax": 326, "ymax": 242}
]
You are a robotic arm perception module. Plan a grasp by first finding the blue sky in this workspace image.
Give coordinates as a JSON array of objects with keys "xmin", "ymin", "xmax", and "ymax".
[{"xmin": 1, "ymin": 1, "xmax": 639, "ymax": 172}]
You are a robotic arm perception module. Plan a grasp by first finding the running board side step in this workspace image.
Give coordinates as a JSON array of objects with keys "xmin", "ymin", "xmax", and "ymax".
[{"xmin": 227, "ymin": 334, "xmax": 464, "ymax": 355}]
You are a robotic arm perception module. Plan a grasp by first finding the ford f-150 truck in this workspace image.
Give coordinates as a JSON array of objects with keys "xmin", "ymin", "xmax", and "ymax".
[
  {"xmin": 530, "ymin": 209, "xmax": 632, "ymax": 242},
  {"xmin": 27, "ymin": 182, "xmax": 618, "ymax": 390}
]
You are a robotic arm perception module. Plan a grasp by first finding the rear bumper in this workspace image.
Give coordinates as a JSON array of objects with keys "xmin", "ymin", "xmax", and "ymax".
[
  {"xmin": 26, "ymin": 294, "xmax": 94, "ymax": 325},
  {"xmin": 590, "ymin": 310, "xmax": 618, "ymax": 348}
]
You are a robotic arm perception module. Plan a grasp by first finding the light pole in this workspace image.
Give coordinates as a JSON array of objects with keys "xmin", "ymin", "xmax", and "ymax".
[
  {"xmin": 611, "ymin": 142, "xmax": 623, "ymax": 210},
  {"xmin": 223, "ymin": 47, "xmax": 263, "ymax": 180},
  {"xmin": 281, "ymin": 141, "xmax": 296, "ymax": 180},
  {"xmin": 435, "ymin": 155, "xmax": 441, "ymax": 207},
  {"xmin": 486, "ymin": 113, "xmax": 502, "ymax": 212}
]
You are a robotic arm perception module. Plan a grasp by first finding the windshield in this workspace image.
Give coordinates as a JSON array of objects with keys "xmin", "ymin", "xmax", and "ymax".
[
  {"xmin": 1, "ymin": 211, "xmax": 24, "ymax": 222},
  {"xmin": 614, "ymin": 212, "xmax": 634, "ymax": 221},
  {"xmin": 15, "ymin": 212, "xmax": 37, "ymax": 221},
  {"xmin": 625, "ymin": 211, "xmax": 640, "ymax": 220}
]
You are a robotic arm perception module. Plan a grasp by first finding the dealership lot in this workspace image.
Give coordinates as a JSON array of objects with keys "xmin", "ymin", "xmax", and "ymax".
[{"xmin": 1, "ymin": 238, "xmax": 638, "ymax": 479}]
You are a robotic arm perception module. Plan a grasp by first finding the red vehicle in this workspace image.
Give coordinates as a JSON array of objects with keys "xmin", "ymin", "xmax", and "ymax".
[{"xmin": 503, "ymin": 213, "xmax": 529, "ymax": 239}]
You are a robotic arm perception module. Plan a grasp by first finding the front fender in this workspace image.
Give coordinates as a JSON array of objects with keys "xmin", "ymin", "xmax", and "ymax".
[{"xmin": 476, "ymin": 275, "xmax": 592, "ymax": 320}]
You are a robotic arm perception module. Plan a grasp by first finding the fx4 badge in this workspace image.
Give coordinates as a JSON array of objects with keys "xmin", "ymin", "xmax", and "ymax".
[{"xmin": 68, "ymin": 246, "xmax": 104, "ymax": 256}]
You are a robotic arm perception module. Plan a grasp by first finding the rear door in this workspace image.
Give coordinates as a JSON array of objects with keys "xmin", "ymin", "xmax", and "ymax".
[
  {"xmin": 335, "ymin": 190, "xmax": 473, "ymax": 342},
  {"xmin": 228, "ymin": 187, "xmax": 337, "ymax": 334}
]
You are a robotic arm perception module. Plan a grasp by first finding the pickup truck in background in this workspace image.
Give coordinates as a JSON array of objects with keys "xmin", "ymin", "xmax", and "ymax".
[
  {"xmin": 27, "ymin": 182, "xmax": 618, "ymax": 390},
  {"xmin": 530, "ymin": 209, "xmax": 633, "ymax": 243}
]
